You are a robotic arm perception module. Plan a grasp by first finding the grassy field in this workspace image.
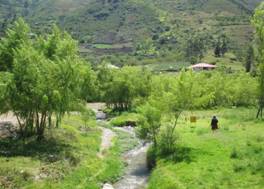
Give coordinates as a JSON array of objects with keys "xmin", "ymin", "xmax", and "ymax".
[
  {"xmin": 148, "ymin": 108, "xmax": 264, "ymax": 189},
  {"xmin": 0, "ymin": 114, "xmax": 125, "ymax": 189}
]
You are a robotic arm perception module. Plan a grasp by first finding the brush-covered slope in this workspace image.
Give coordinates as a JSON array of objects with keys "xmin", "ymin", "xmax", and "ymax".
[{"xmin": 0, "ymin": 0, "xmax": 262, "ymax": 56}]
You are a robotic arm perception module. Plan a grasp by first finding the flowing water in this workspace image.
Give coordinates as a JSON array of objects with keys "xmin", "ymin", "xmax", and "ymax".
[
  {"xmin": 93, "ymin": 107, "xmax": 150, "ymax": 189},
  {"xmin": 113, "ymin": 138, "xmax": 150, "ymax": 189},
  {"xmin": 112, "ymin": 126, "xmax": 150, "ymax": 189}
]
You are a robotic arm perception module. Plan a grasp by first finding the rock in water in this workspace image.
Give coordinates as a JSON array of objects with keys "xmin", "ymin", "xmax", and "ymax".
[{"xmin": 103, "ymin": 183, "xmax": 114, "ymax": 189}]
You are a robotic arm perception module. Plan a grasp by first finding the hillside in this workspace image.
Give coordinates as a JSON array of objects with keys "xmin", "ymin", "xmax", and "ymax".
[{"xmin": 0, "ymin": 0, "xmax": 262, "ymax": 66}]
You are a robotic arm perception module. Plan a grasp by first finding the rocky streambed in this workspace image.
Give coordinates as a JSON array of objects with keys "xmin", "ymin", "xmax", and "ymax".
[{"xmin": 91, "ymin": 105, "xmax": 150, "ymax": 189}]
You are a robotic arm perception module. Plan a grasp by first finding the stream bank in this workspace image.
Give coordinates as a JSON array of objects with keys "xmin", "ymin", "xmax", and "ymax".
[{"xmin": 90, "ymin": 103, "xmax": 150, "ymax": 189}]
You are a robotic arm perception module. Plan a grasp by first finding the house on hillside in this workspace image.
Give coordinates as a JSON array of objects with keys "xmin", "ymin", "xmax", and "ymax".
[{"xmin": 188, "ymin": 63, "xmax": 217, "ymax": 71}]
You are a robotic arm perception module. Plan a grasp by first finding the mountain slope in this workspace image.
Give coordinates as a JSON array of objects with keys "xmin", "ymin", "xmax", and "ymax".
[{"xmin": 0, "ymin": 0, "xmax": 262, "ymax": 58}]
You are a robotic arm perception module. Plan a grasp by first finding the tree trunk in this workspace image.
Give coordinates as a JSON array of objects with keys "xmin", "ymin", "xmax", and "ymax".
[
  {"xmin": 48, "ymin": 113, "xmax": 52, "ymax": 128},
  {"xmin": 56, "ymin": 113, "xmax": 62, "ymax": 128},
  {"xmin": 37, "ymin": 112, "xmax": 47, "ymax": 141},
  {"xmin": 257, "ymin": 106, "xmax": 263, "ymax": 119},
  {"xmin": 16, "ymin": 115, "xmax": 24, "ymax": 138}
]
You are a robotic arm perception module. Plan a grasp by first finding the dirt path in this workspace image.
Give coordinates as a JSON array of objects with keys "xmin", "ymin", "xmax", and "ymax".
[
  {"xmin": 99, "ymin": 127, "xmax": 116, "ymax": 157},
  {"xmin": 87, "ymin": 103, "xmax": 116, "ymax": 157}
]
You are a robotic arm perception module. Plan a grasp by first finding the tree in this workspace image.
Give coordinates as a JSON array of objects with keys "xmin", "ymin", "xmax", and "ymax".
[
  {"xmin": 135, "ymin": 39, "xmax": 159, "ymax": 57},
  {"xmin": 79, "ymin": 64, "xmax": 98, "ymax": 102},
  {"xmin": 252, "ymin": 3, "xmax": 264, "ymax": 119},
  {"xmin": 97, "ymin": 63, "xmax": 114, "ymax": 101},
  {"xmin": 221, "ymin": 35, "xmax": 228, "ymax": 56},
  {"xmin": 104, "ymin": 67, "xmax": 152, "ymax": 111},
  {"xmin": 214, "ymin": 34, "xmax": 229, "ymax": 57},
  {"xmin": 214, "ymin": 40, "xmax": 221, "ymax": 57},
  {"xmin": 257, "ymin": 64, "xmax": 264, "ymax": 118},
  {"xmin": 41, "ymin": 25, "xmax": 83, "ymax": 128},
  {"xmin": 0, "ymin": 18, "xmax": 30, "ymax": 71},
  {"xmin": 245, "ymin": 45, "xmax": 254, "ymax": 73},
  {"xmin": 137, "ymin": 104, "xmax": 161, "ymax": 149},
  {"xmin": 1, "ymin": 19, "xmax": 86, "ymax": 139},
  {"xmin": 185, "ymin": 34, "xmax": 208, "ymax": 64},
  {"xmin": 11, "ymin": 45, "xmax": 52, "ymax": 138}
]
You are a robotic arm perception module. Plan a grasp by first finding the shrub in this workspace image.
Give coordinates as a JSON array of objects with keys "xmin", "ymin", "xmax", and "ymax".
[
  {"xmin": 147, "ymin": 146, "xmax": 157, "ymax": 170},
  {"xmin": 158, "ymin": 125, "xmax": 179, "ymax": 156},
  {"xmin": 110, "ymin": 113, "xmax": 141, "ymax": 127}
]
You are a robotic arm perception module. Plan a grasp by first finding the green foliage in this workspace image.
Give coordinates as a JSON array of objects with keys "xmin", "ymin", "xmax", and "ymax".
[
  {"xmin": 148, "ymin": 71, "xmax": 257, "ymax": 116},
  {"xmin": 79, "ymin": 64, "xmax": 99, "ymax": 102},
  {"xmin": 102, "ymin": 66, "xmax": 152, "ymax": 111},
  {"xmin": 157, "ymin": 125, "xmax": 179, "ymax": 156},
  {"xmin": 245, "ymin": 45, "xmax": 254, "ymax": 72},
  {"xmin": 110, "ymin": 113, "xmax": 141, "ymax": 127},
  {"xmin": 185, "ymin": 33, "xmax": 210, "ymax": 64},
  {"xmin": 135, "ymin": 39, "xmax": 159, "ymax": 57},
  {"xmin": 252, "ymin": 2, "xmax": 264, "ymax": 118},
  {"xmin": 0, "ymin": 72, "xmax": 13, "ymax": 113},
  {"xmin": 80, "ymin": 108, "xmax": 95, "ymax": 128},
  {"xmin": 147, "ymin": 146, "xmax": 157, "ymax": 170},
  {"xmin": 214, "ymin": 34, "xmax": 230, "ymax": 57},
  {"xmin": 140, "ymin": 70, "xmax": 258, "ymax": 162},
  {"xmin": 137, "ymin": 104, "xmax": 161, "ymax": 148},
  {"xmin": 0, "ymin": 18, "xmax": 30, "ymax": 71},
  {"xmin": 0, "ymin": 19, "xmax": 96, "ymax": 139}
]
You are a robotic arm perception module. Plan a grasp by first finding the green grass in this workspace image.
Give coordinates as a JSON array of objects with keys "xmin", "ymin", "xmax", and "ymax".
[
  {"xmin": 148, "ymin": 108, "xmax": 264, "ymax": 189},
  {"xmin": 110, "ymin": 112, "xmax": 142, "ymax": 127},
  {"xmin": 0, "ymin": 114, "xmax": 124, "ymax": 189}
]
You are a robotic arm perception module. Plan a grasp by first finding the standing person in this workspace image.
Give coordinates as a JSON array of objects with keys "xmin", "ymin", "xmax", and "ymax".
[{"xmin": 211, "ymin": 116, "xmax": 219, "ymax": 131}]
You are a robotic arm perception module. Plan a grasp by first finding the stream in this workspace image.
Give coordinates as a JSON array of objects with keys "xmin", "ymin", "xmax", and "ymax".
[
  {"xmin": 94, "ymin": 108, "xmax": 150, "ymax": 189},
  {"xmin": 113, "ymin": 127, "xmax": 150, "ymax": 189}
]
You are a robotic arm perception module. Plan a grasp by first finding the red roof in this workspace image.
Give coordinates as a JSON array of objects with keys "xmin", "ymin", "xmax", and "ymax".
[{"xmin": 189, "ymin": 63, "xmax": 217, "ymax": 69}]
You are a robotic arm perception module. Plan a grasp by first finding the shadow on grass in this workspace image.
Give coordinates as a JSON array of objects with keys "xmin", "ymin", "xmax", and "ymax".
[
  {"xmin": 160, "ymin": 147, "xmax": 196, "ymax": 164},
  {"xmin": 0, "ymin": 137, "xmax": 72, "ymax": 162}
]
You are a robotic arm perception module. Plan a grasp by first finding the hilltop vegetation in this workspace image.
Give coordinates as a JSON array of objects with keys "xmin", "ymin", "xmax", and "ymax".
[{"xmin": 0, "ymin": 0, "xmax": 262, "ymax": 68}]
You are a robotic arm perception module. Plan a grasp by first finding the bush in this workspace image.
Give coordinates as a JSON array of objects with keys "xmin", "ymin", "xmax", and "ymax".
[
  {"xmin": 158, "ymin": 125, "xmax": 179, "ymax": 156},
  {"xmin": 147, "ymin": 146, "xmax": 157, "ymax": 170},
  {"xmin": 150, "ymin": 71, "xmax": 258, "ymax": 111},
  {"xmin": 110, "ymin": 113, "xmax": 141, "ymax": 127}
]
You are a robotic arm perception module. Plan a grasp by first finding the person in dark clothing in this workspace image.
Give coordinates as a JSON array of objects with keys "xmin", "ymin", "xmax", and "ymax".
[{"xmin": 211, "ymin": 116, "xmax": 218, "ymax": 130}]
